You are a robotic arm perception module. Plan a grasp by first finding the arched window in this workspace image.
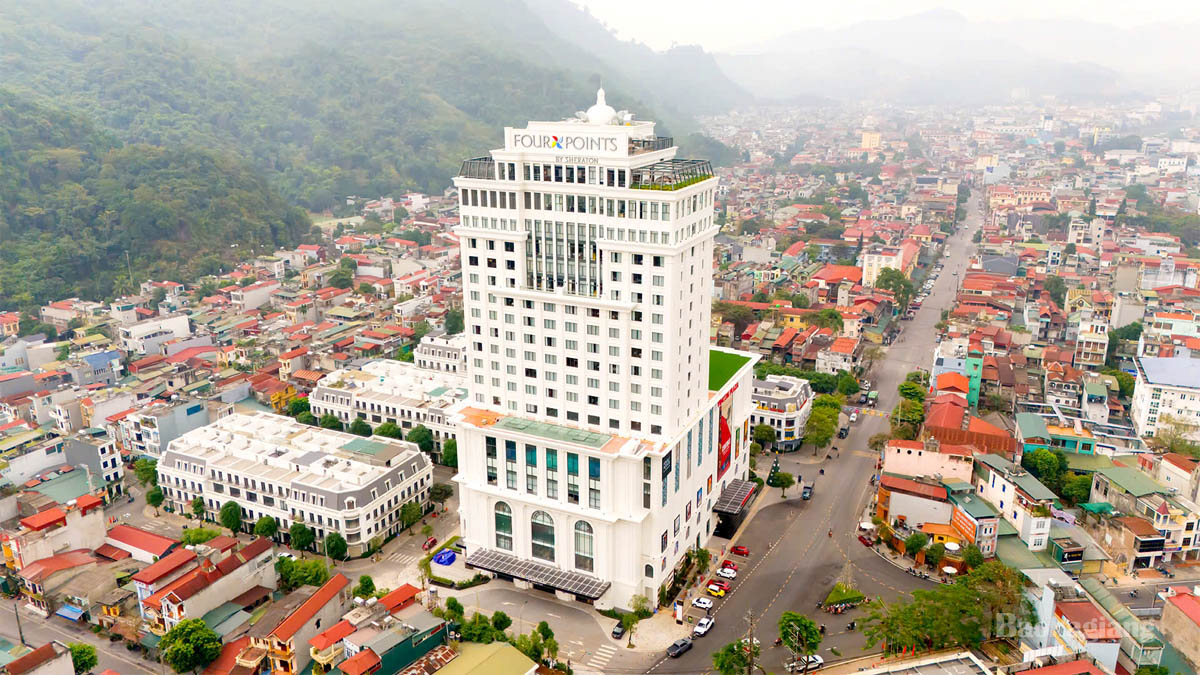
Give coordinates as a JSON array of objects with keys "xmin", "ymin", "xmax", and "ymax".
[
  {"xmin": 531, "ymin": 510, "xmax": 555, "ymax": 562},
  {"xmin": 644, "ymin": 564, "xmax": 654, "ymax": 578},
  {"xmin": 574, "ymin": 521, "xmax": 594, "ymax": 572},
  {"xmin": 495, "ymin": 502, "xmax": 512, "ymax": 551}
]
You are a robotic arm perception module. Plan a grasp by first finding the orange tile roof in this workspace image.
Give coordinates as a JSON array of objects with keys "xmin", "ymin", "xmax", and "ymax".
[
  {"xmin": 271, "ymin": 573, "xmax": 349, "ymax": 641},
  {"xmin": 106, "ymin": 524, "xmax": 178, "ymax": 557},
  {"xmin": 132, "ymin": 549, "xmax": 198, "ymax": 586},
  {"xmin": 309, "ymin": 619, "xmax": 356, "ymax": 651},
  {"xmin": 935, "ymin": 371, "xmax": 970, "ymax": 394},
  {"xmin": 20, "ymin": 507, "xmax": 67, "ymax": 531},
  {"xmin": 337, "ymin": 648, "xmax": 380, "ymax": 675},
  {"xmin": 379, "ymin": 583, "xmax": 420, "ymax": 612}
]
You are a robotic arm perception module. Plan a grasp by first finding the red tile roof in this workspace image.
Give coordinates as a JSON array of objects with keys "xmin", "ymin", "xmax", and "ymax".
[
  {"xmin": 132, "ymin": 549, "xmax": 198, "ymax": 586},
  {"xmin": 309, "ymin": 619, "xmax": 356, "ymax": 650},
  {"xmin": 1055, "ymin": 600, "xmax": 1120, "ymax": 641},
  {"xmin": 337, "ymin": 648, "xmax": 380, "ymax": 675},
  {"xmin": 7, "ymin": 644, "xmax": 62, "ymax": 675},
  {"xmin": 935, "ymin": 372, "xmax": 970, "ymax": 394},
  {"xmin": 106, "ymin": 524, "xmax": 178, "ymax": 557},
  {"xmin": 203, "ymin": 636, "xmax": 251, "ymax": 675},
  {"xmin": 20, "ymin": 507, "xmax": 67, "ymax": 531},
  {"xmin": 379, "ymin": 583, "xmax": 421, "ymax": 612},
  {"xmin": 18, "ymin": 549, "xmax": 97, "ymax": 583},
  {"xmin": 94, "ymin": 544, "xmax": 132, "ymax": 561},
  {"xmin": 880, "ymin": 475, "xmax": 947, "ymax": 501},
  {"xmin": 1166, "ymin": 586, "xmax": 1200, "ymax": 627},
  {"xmin": 271, "ymin": 573, "xmax": 349, "ymax": 641}
]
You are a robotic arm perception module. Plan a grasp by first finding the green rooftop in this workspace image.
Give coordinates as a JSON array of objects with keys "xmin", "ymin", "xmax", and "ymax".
[
  {"xmin": 29, "ymin": 470, "xmax": 94, "ymax": 505},
  {"xmin": 342, "ymin": 438, "xmax": 396, "ymax": 456},
  {"xmin": 1064, "ymin": 453, "xmax": 1115, "ymax": 474},
  {"xmin": 709, "ymin": 348, "xmax": 752, "ymax": 392},
  {"xmin": 949, "ymin": 491, "xmax": 998, "ymax": 519},
  {"xmin": 1098, "ymin": 466, "xmax": 1165, "ymax": 497},
  {"xmin": 493, "ymin": 417, "xmax": 611, "ymax": 449},
  {"xmin": 1014, "ymin": 413, "xmax": 1049, "ymax": 441}
]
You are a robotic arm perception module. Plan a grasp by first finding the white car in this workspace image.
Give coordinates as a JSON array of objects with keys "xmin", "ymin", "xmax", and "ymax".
[
  {"xmin": 849, "ymin": 412, "xmax": 858, "ymax": 423},
  {"xmin": 691, "ymin": 596, "xmax": 714, "ymax": 610},
  {"xmin": 694, "ymin": 616, "xmax": 715, "ymax": 636},
  {"xmin": 786, "ymin": 655, "xmax": 826, "ymax": 672},
  {"xmin": 716, "ymin": 567, "xmax": 737, "ymax": 580},
  {"xmin": 861, "ymin": 380, "xmax": 872, "ymax": 391}
]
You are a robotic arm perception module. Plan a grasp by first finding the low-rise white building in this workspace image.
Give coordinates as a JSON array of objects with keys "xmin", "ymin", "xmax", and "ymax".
[
  {"xmin": 118, "ymin": 314, "xmax": 191, "ymax": 355},
  {"xmin": 1132, "ymin": 357, "xmax": 1200, "ymax": 442},
  {"xmin": 749, "ymin": 375, "xmax": 812, "ymax": 451},
  {"xmin": 972, "ymin": 454, "xmax": 1055, "ymax": 551},
  {"xmin": 157, "ymin": 412, "xmax": 433, "ymax": 556},
  {"xmin": 308, "ymin": 360, "xmax": 466, "ymax": 456},
  {"xmin": 414, "ymin": 332, "xmax": 468, "ymax": 374}
]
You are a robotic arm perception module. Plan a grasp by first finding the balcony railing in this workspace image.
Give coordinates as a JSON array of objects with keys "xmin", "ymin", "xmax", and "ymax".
[
  {"xmin": 629, "ymin": 136, "xmax": 673, "ymax": 155},
  {"xmin": 630, "ymin": 159, "xmax": 713, "ymax": 191},
  {"xmin": 458, "ymin": 158, "xmax": 496, "ymax": 180}
]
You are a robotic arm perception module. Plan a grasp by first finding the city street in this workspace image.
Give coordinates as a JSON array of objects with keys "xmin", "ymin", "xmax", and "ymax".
[
  {"xmin": 2, "ymin": 602, "xmax": 159, "ymax": 675},
  {"xmin": 638, "ymin": 194, "xmax": 982, "ymax": 674}
]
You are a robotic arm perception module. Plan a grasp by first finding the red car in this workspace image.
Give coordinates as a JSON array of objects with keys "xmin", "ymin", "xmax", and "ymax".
[
  {"xmin": 858, "ymin": 535, "xmax": 874, "ymax": 547},
  {"xmin": 708, "ymin": 579, "xmax": 731, "ymax": 592},
  {"xmin": 721, "ymin": 560, "xmax": 738, "ymax": 572},
  {"xmin": 731, "ymin": 545, "xmax": 750, "ymax": 557},
  {"xmin": 422, "ymin": 536, "xmax": 438, "ymax": 551}
]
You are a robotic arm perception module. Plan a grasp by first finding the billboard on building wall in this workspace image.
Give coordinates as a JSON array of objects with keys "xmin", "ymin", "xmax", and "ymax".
[{"xmin": 716, "ymin": 385, "xmax": 737, "ymax": 479}]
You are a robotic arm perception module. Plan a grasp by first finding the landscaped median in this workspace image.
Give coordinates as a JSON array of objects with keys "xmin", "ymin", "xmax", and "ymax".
[{"xmin": 418, "ymin": 536, "xmax": 490, "ymax": 590}]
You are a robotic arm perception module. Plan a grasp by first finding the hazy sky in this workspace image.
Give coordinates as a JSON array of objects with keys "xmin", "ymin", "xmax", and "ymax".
[{"xmin": 571, "ymin": 0, "xmax": 1200, "ymax": 52}]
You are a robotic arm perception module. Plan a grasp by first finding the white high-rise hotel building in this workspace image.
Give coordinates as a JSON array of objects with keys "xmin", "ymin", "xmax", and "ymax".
[{"xmin": 450, "ymin": 91, "xmax": 758, "ymax": 609}]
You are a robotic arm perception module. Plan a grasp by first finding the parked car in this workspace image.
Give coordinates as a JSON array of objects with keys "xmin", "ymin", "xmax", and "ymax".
[
  {"xmin": 861, "ymin": 380, "xmax": 871, "ymax": 391},
  {"xmin": 858, "ymin": 393, "xmax": 869, "ymax": 405},
  {"xmin": 612, "ymin": 622, "xmax": 626, "ymax": 639},
  {"xmin": 691, "ymin": 596, "xmax": 714, "ymax": 610},
  {"xmin": 721, "ymin": 560, "xmax": 738, "ymax": 571},
  {"xmin": 858, "ymin": 534, "xmax": 875, "ymax": 547},
  {"xmin": 694, "ymin": 617, "xmax": 715, "ymax": 637},
  {"xmin": 849, "ymin": 412, "xmax": 858, "ymax": 423},
  {"xmin": 667, "ymin": 639, "xmax": 693, "ymax": 658},
  {"xmin": 709, "ymin": 579, "xmax": 731, "ymax": 592},
  {"xmin": 422, "ymin": 536, "xmax": 438, "ymax": 551},
  {"xmin": 837, "ymin": 426, "xmax": 849, "ymax": 438},
  {"xmin": 706, "ymin": 584, "xmax": 726, "ymax": 597},
  {"xmin": 278, "ymin": 552, "xmax": 296, "ymax": 561},
  {"xmin": 802, "ymin": 485, "xmax": 813, "ymax": 500},
  {"xmin": 786, "ymin": 654, "xmax": 826, "ymax": 672},
  {"xmin": 731, "ymin": 545, "xmax": 751, "ymax": 557},
  {"xmin": 717, "ymin": 567, "xmax": 737, "ymax": 580}
]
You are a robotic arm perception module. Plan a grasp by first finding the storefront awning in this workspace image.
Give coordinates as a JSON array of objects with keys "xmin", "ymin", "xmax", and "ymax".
[
  {"xmin": 713, "ymin": 479, "xmax": 757, "ymax": 515},
  {"xmin": 55, "ymin": 605, "xmax": 84, "ymax": 621}
]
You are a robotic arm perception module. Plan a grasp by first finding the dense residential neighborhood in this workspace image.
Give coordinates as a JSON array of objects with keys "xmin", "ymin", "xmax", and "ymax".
[{"xmin": 2, "ymin": 50, "xmax": 1200, "ymax": 675}]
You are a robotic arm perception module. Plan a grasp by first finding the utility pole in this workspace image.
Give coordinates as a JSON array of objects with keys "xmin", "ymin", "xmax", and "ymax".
[
  {"xmin": 13, "ymin": 600, "xmax": 26, "ymax": 646},
  {"xmin": 743, "ymin": 611, "xmax": 758, "ymax": 675}
]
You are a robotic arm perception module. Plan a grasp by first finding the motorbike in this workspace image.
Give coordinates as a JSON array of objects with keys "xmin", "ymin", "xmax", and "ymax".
[
  {"xmin": 819, "ymin": 469, "xmax": 825, "ymax": 475},
  {"xmin": 847, "ymin": 621, "xmax": 856, "ymax": 631}
]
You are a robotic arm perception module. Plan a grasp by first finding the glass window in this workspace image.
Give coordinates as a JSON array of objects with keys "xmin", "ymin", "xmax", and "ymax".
[
  {"xmin": 531, "ymin": 511, "xmax": 555, "ymax": 561},
  {"xmin": 495, "ymin": 502, "xmax": 513, "ymax": 551},
  {"xmin": 574, "ymin": 521, "xmax": 594, "ymax": 572}
]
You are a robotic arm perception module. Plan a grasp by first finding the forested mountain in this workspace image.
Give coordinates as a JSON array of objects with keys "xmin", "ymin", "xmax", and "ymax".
[
  {"xmin": 0, "ymin": 93, "xmax": 310, "ymax": 310},
  {"xmin": 0, "ymin": 0, "xmax": 742, "ymax": 213}
]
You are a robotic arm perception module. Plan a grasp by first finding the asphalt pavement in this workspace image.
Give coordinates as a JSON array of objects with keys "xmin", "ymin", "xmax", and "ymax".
[{"xmin": 642, "ymin": 195, "xmax": 983, "ymax": 674}]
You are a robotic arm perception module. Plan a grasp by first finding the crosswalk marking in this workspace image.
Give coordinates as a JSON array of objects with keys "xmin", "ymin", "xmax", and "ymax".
[
  {"xmin": 585, "ymin": 645, "xmax": 618, "ymax": 669},
  {"xmin": 386, "ymin": 552, "xmax": 418, "ymax": 565}
]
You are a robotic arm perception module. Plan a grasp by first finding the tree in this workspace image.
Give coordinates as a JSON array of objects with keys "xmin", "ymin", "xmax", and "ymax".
[
  {"xmin": 68, "ymin": 643, "xmax": 97, "ymax": 675},
  {"xmin": 536, "ymin": 620, "xmax": 554, "ymax": 641},
  {"xmin": 897, "ymin": 381, "xmax": 926, "ymax": 403},
  {"xmin": 401, "ymin": 501, "xmax": 423, "ymax": 529},
  {"xmin": 1043, "ymin": 275, "xmax": 1066, "ymax": 306},
  {"xmin": 218, "ymin": 501, "xmax": 242, "ymax": 533},
  {"xmin": 134, "ymin": 458, "xmax": 159, "ymax": 487},
  {"xmin": 358, "ymin": 282, "xmax": 374, "ymax": 296},
  {"xmin": 324, "ymin": 532, "xmax": 348, "ymax": 560},
  {"xmin": 1101, "ymin": 368, "xmax": 1135, "ymax": 399},
  {"xmin": 808, "ymin": 308, "xmax": 844, "ymax": 333},
  {"xmin": 778, "ymin": 612, "xmax": 821, "ymax": 667},
  {"xmin": 1154, "ymin": 414, "xmax": 1200, "ymax": 458},
  {"xmin": 160, "ymin": 619, "xmax": 222, "ymax": 674},
  {"xmin": 254, "ymin": 516, "xmax": 279, "ymax": 538},
  {"xmin": 287, "ymin": 397, "xmax": 310, "ymax": 417},
  {"xmin": 714, "ymin": 302, "xmax": 756, "ymax": 335},
  {"xmin": 296, "ymin": 411, "xmax": 317, "ymax": 426},
  {"xmin": 327, "ymin": 267, "xmax": 353, "ymax": 289},
  {"xmin": 444, "ymin": 597, "xmax": 465, "ymax": 622},
  {"xmin": 354, "ymin": 575, "xmax": 376, "ymax": 599},
  {"xmin": 925, "ymin": 542, "xmax": 946, "ymax": 569},
  {"xmin": 349, "ymin": 417, "xmax": 373, "ymax": 437},
  {"xmin": 146, "ymin": 487, "xmax": 165, "ymax": 514},
  {"xmin": 1136, "ymin": 666, "xmax": 1170, "ymax": 675},
  {"xmin": 441, "ymin": 438, "xmax": 458, "ymax": 468},
  {"xmin": 836, "ymin": 371, "xmax": 860, "ymax": 396},
  {"xmin": 290, "ymin": 522, "xmax": 315, "ymax": 551},
  {"xmin": 276, "ymin": 557, "xmax": 331, "ymax": 591},
  {"xmin": 374, "ymin": 421, "xmax": 402, "ymax": 438},
  {"xmin": 319, "ymin": 414, "xmax": 343, "ymax": 431},
  {"xmin": 862, "ymin": 345, "xmax": 884, "ymax": 371},
  {"xmin": 712, "ymin": 640, "xmax": 756, "ymax": 675},
  {"xmin": 963, "ymin": 544, "xmax": 985, "ymax": 569},
  {"xmin": 1062, "ymin": 474, "xmax": 1094, "ymax": 505},
  {"xmin": 1064, "ymin": 243, "xmax": 1077, "ymax": 255},
  {"xmin": 876, "ymin": 267, "xmax": 915, "ymax": 310},
  {"xmin": 775, "ymin": 472, "xmax": 795, "ymax": 497},
  {"xmin": 868, "ymin": 433, "xmax": 890, "ymax": 453},
  {"xmin": 891, "ymin": 399, "xmax": 925, "ymax": 439},
  {"xmin": 961, "ymin": 561, "xmax": 1033, "ymax": 638},
  {"xmin": 181, "ymin": 528, "xmax": 219, "ymax": 545},
  {"xmin": 430, "ymin": 482, "xmax": 454, "ymax": 511},
  {"xmin": 406, "ymin": 425, "xmax": 435, "ymax": 454},
  {"xmin": 491, "ymin": 611, "xmax": 512, "ymax": 631},
  {"xmin": 753, "ymin": 423, "xmax": 777, "ymax": 448},
  {"xmin": 904, "ymin": 532, "xmax": 928, "ymax": 556},
  {"xmin": 421, "ymin": 524, "xmax": 433, "ymax": 538},
  {"xmin": 191, "ymin": 496, "xmax": 205, "ymax": 519},
  {"xmin": 803, "ymin": 408, "xmax": 838, "ymax": 451},
  {"xmin": 413, "ymin": 320, "xmax": 432, "ymax": 342},
  {"xmin": 445, "ymin": 308, "xmax": 464, "ymax": 335}
]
